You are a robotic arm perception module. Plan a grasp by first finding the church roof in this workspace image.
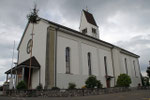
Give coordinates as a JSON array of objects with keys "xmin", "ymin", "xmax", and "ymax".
[
  {"xmin": 20, "ymin": 56, "xmax": 40, "ymax": 67},
  {"xmin": 83, "ymin": 10, "xmax": 97, "ymax": 26},
  {"xmin": 17, "ymin": 17, "xmax": 139, "ymax": 58},
  {"xmin": 41, "ymin": 18, "xmax": 139, "ymax": 58}
]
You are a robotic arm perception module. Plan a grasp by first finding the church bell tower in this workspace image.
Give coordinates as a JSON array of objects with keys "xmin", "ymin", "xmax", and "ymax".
[{"xmin": 79, "ymin": 10, "xmax": 99, "ymax": 39}]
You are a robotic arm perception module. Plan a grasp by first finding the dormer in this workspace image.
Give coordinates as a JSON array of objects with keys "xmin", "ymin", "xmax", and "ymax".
[{"xmin": 79, "ymin": 10, "xmax": 99, "ymax": 39}]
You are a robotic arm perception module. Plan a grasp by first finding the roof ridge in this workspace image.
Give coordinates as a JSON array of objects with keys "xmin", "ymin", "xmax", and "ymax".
[{"xmin": 41, "ymin": 17, "xmax": 139, "ymax": 57}]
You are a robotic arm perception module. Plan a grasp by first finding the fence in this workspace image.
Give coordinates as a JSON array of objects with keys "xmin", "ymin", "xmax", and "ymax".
[{"xmin": 3, "ymin": 86, "xmax": 150, "ymax": 97}]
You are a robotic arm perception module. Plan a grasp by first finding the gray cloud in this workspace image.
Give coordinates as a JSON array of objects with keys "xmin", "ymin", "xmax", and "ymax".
[
  {"xmin": 0, "ymin": 0, "xmax": 150, "ymax": 85},
  {"xmin": 115, "ymin": 34, "xmax": 150, "ymax": 72}
]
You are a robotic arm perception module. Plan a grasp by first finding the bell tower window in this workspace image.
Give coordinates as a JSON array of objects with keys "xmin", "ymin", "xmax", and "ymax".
[
  {"xmin": 92, "ymin": 28, "xmax": 96, "ymax": 33},
  {"xmin": 82, "ymin": 28, "xmax": 87, "ymax": 34}
]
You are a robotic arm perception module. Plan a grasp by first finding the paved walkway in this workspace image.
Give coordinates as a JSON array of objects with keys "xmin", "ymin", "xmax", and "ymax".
[{"xmin": 0, "ymin": 90, "xmax": 150, "ymax": 100}]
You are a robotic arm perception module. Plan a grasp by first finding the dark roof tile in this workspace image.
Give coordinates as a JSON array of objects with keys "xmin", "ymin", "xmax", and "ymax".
[{"xmin": 83, "ymin": 10, "xmax": 97, "ymax": 26}]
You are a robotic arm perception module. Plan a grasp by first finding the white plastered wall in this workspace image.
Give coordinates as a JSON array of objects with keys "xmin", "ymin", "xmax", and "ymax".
[
  {"xmin": 18, "ymin": 20, "xmax": 49, "ymax": 88},
  {"xmin": 56, "ymin": 30, "xmax": 114, "ymax": 88},
  {"xmin": 120, "ymin": 53, "xmax": 142, "ymax": 87},
  {"xmin": 98, "ymin": 49, "xmax": 114, "ymax": 87}
]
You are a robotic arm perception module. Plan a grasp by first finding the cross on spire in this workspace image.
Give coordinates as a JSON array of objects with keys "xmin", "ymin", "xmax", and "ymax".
[{"xmin": 86, "ymin": 5, "xmax": 88, "ymax": 12}]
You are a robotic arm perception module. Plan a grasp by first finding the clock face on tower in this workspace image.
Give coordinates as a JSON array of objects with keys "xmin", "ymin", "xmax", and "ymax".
[{"xmin": 26, "ymin": 39, "xmax": 33, "ymax": 54}]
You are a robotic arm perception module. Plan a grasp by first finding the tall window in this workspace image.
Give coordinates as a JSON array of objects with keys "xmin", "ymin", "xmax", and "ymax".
[
  {"xmin": 87, "ymin": 52, "xmax": 92, "ymax": 75},
  {"xmin": 104, "ymin": 56, "xmax": 108, "ymax": 76},
  {"xmin": 92, "ymin": 28, "xmax": 97, "ymax": 37},
  {"xmin": 66, "ymin": 47, "xmax": 70, "ymax": 74},
  {"xmin": 124, "ymin": 58, "xmax": 128, "ymax": 74},
  {"xmin": 133, "ymin": 61, "xmax": 137, "ymax": 77}
]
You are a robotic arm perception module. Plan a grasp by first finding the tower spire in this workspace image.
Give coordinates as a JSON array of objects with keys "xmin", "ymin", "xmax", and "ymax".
[
  {"xmin": 86, "ymin": 5, "xmax": 88, "ymax": 12},
  {"xmin": 79, "ymin": 9, "xmax": 100, "ymax": 39}
]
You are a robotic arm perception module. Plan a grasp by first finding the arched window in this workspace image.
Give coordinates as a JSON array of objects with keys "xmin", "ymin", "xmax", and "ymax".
[
  {"xmin": 133, "ymin": 61, "xmax": 137, "ymax": 77},
  {"xmin": 104, "ymin": 56, "xmax": 108, "ymax": 76},
  {"xmin": 66, "ymin": 47, "xmax": 70, "ymax": 74},
  {"xmin": 87, "ymin": 52, "xmax": 92, "ymax": 75},
  {"xmin": 124, "ymin": 58, "xmax": 128, "ymax": 74}
]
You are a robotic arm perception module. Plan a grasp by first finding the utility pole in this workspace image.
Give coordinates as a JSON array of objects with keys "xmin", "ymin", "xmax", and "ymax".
[
  {"xmin": 27, "ymin": 4, "xmax": 39, "ymax": 89},
  {"xmin": 11, "ymin": 40, "xmax": 15, "ymax": 78},
  {"xmin": 9, "ymin": 40, "xmax": 15, "ymax": 89}
]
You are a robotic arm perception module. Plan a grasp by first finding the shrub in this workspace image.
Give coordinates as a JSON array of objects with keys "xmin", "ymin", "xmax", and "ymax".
[
  {"xmin": 96, "ymin": 80, "xmax": 102, "ymax": 88},
  {"xmin": 68, "ymin": 83, "xmax": 76, "ymax": 89},
  {"xmin": 16, "ymin": 81, "xmax": 27, "ymax": 90},
  {"xmin": 142, "ymin": 76, "xmax": 150, "ymax": 86},
  {"xmin": 85, "ymin": 75, "xmax": 102, "ymax": 88},
  {"xmin": 36, "ymin": 84, "xmax": 43, "ymax": 90},
  {"xmin": 51, "ymin": 87, "xmax": 60, "ymax": 90},
  {"xmin": 116, "ymin": 74, "xmax": 131, "ymax": 87}
]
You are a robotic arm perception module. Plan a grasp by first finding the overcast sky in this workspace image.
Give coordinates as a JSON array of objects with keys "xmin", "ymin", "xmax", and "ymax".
[{"xmin": 0, "ymin": 0, "xmax": 150, "ymax": 85}]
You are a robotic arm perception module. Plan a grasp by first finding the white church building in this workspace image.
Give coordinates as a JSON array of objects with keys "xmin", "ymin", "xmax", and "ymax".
[{"xmin": 5, "ymin": 10, "xmax": 142, "ymax": 89}]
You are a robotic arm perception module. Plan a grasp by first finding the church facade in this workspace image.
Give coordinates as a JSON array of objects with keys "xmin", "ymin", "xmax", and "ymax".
[{"xmin": 5, "ymin": 10, "xmax": 142, "ymax": 89}]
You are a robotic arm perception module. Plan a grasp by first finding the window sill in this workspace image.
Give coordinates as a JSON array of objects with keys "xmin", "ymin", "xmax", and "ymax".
[{"xmin": 65, "ymin": 73, "xmax": 73, "ymax": 75}]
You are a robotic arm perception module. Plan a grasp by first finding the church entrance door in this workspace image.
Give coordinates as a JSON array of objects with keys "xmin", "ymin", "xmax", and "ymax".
[{"xmin": 106, "ymin": 79, "xmax": 110, "ymax": 88}]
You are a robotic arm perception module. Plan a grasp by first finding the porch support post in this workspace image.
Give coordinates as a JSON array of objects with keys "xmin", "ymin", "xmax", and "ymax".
[
  {"xmin": 6, "ymin": 74, "xmax": 8, "ymax": 82},
  {"xmin": 39, "ymin": 68, "xmax": 41, "ymax": 85},
  {"xmin": 15, "ymin": 70, "xmax": 18, "ymax": 86},
  {"xmin": 22, "ymin": 67, "xmax": 24, "ymax": 81}
]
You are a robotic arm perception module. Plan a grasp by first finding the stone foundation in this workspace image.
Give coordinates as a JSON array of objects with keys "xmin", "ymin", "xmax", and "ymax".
[{"xmin": 4, "ymin": 87, "xmax": 150, "ymax": 97}]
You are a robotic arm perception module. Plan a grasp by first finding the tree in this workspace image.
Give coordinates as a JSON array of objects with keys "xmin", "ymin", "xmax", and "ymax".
[
  {"xmin": 85, "ymin": 75, "xmax": 102, "ymax": 88},
  {"xmin": 116, "ymin": 74, "xmax": 131, "ymax": 87},
  {"xmin": 27, "ymin": 4, "xmax": 40, "ymax": 24}
]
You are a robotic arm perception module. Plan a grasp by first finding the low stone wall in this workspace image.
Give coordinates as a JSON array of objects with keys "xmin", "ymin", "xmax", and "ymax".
[{"xmin": 4, "ymin": 87, "xmax": 150, "ymax": 97}]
